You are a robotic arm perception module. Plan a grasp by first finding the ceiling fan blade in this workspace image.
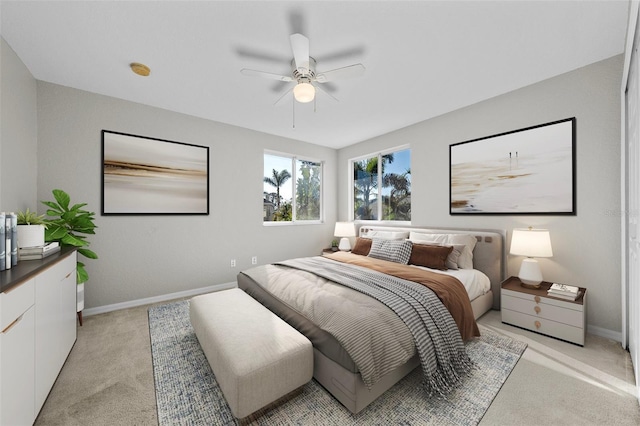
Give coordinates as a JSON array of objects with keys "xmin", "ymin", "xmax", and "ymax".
[
  {"xmin": 315, "ymin": 63, "xmax": 365, "ymax": 83},
  {"xmin": 290, "ymin": 33, "xmax": 310, "ymax": 73},
  {"xmin": 240, "ymin": 68, "xmax": 293, "ymax": 82},
  {"xmin": 313, "ymin": 83, "xmax": 339, "ymax": 102},
  {"xmin": 274, "ymin": 86, "xmax": 294, "ymax": 105},
  {"xmin": 316, "ymin": 46, "xmax": 365, "ymax": 63},
  {"xmin": 235, "ymin": 47, "xmax": 289, "ymax": 64}
]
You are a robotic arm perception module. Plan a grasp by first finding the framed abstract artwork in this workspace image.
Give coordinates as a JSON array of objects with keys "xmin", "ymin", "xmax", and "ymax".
[
  {"xmin": 102, "ymin": 130, "xmax": 209, "ymax": 215},
  {"xmin": 450, "ymin": 117, "xmax": 576, "ymax": 215}
]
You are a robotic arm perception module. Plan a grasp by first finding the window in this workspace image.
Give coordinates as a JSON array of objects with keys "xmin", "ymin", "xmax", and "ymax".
[
  {"xmin": 263, "ymin": 152, "xmax": 322, "ymax": 223},
  {"xmin": 352, "ymin": 147, "xmax": 411, "ymax": 221}
]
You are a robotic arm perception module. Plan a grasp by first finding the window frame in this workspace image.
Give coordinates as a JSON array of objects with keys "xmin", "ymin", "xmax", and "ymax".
[
  {"xmin": 263, "ymin": 150, "xmax": 324, "ymax": 226},
  {"xmin": 349, "ymin": 144, "xmax": 411, "ymax": 224}
]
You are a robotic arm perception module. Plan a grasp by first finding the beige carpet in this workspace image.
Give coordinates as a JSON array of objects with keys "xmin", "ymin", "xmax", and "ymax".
[{"xmin": 35, "ymin": 304, "xmax": 640, "ymax": 425}]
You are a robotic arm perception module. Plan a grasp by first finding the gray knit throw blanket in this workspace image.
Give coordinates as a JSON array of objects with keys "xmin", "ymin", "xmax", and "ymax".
[{"xmin": 277, "ymin": 257, "xmax": 474, "ymax": 397}]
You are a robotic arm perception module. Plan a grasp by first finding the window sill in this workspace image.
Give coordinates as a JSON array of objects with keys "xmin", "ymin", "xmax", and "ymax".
[{"xmin": 263, "ymin": 220, "xmax": 324, "ymax": 227}]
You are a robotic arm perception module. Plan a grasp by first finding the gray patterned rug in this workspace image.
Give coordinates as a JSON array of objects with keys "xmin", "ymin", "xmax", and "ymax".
[{"xmin": 149, "ymin": 300, "xmax": 526, "ymax": 426}]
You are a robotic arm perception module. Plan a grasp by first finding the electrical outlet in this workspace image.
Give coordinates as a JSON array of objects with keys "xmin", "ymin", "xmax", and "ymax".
[
  {"xmin": 251, "ymin": 256, "xmax": 257, "ymax": 265},
  {"xmin": 230, "ymin": 259, "xmax": 236, "ymax": 267}
]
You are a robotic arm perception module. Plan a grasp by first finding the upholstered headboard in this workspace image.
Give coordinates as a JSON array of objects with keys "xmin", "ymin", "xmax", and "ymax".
[{"xmin": 358, "ymin": 226, "xmax": 506, "ymax": 309}]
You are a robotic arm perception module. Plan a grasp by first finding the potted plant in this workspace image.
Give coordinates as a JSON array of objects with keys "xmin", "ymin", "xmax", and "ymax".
[
  {"xmin": 41, "ymin": 189, "xmax": 98, "ymax": 318},
  {"xmin": 16, "ymin": 208, "xmax": 47, "ymax": 248},
  {"xmin": 331, "ymin": 239, "xmax": 339, "ymax": 252}
]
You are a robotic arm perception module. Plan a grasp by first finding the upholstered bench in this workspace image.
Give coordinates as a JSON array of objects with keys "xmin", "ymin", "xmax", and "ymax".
[{"xmin": 189, "ymin": 288, "xmax": 313, "ymax": 420}]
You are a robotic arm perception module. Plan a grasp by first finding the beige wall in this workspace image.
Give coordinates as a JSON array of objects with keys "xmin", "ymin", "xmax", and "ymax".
[
  {"xmin": 0, "ymin": 37, "xmax": 38, "ymax": 209},
  {"xmin": 338, "ymin": 55, "xmax": 623, "ymax": 336},
  {"xmin": 36, "ymin": 82, "xmax": 337, "ymax": 309}
]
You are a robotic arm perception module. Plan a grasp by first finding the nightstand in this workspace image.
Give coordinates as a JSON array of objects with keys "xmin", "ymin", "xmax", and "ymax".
[
  {"xmin": 501, "ymin": 276, "xmax": 586, "ymax": 346},
  {"xmin": 322, "ymin": 248, "xmax": 338, "ymax": 255}
]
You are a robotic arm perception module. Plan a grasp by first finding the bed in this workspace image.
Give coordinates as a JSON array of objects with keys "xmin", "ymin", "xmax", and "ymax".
[{"xmin": 237, "ymin": 226, "xmax": 505, "ymax": 414}]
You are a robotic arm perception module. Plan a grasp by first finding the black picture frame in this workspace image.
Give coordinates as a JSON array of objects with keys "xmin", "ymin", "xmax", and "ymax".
[
  {"xmin": 101, "ymin": 130, "xmax": 209, "ymax": 215},
  {"xmin": 449, "ymin": 117, "xmax": 576, "ymax": 215}
]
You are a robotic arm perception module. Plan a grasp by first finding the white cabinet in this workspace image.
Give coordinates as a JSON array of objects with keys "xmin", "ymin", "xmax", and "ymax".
[
  {"xmin": 0, "ymin": 250, "xmax": 77, "ymax": 425},
  {"xmin": 35, "ymin": 252, "xmax": 77, "ymax": 412},
  {"xmin": 1, "ymin": 279, "xmax": 36, "ymax": 426}
]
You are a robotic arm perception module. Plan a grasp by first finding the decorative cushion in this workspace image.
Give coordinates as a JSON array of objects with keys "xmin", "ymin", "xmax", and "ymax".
[
  {"xmin": 351, "ymin": 237, "xmax": 372, "ymax": 256},
  {"xmin": 367, "ymin": 238, "xmax": 413, "ymax": 264},
  {"xmin": 408, "ymin": 244, "xmax": 453, "ymax": 270},
  {"xmin": 409, "ymin": 232, "xmax": 477, "ymax": 269}
]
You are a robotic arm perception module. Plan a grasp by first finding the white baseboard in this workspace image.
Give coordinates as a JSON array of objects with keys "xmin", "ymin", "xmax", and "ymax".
[
  {"xmin": 82, "ymin": 281, "xmax": 238, "ymax": 317},
  {"xmin": 587, "ymin": 323, "xmax": 622, "ymax": 343}
]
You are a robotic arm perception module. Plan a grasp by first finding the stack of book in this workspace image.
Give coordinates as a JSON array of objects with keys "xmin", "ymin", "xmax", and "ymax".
[
  {"xmin": 548, "ymin": 283, "xmax": 581, "ymax": 300},
  {"xmin": 18, "ymin": 242, "xmax": 60, "ymax": 260}
]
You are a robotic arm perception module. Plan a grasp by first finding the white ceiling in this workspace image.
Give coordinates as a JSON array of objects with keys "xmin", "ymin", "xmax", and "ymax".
[{"xmin": 0, "ymin": 1, "xmax": 630, "ymax": 149}]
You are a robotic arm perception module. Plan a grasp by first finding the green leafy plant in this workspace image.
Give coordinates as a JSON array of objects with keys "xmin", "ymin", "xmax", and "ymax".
[
  {"xmin": 331, "ymin": 239, "xmax": 338, "ymax": 247},
  {"xmin": 16, "ymin": 208, "xmax": 47, "ymax": 226},
  {"xmin": 41, "ymin": 189, "xmax": 98, "ymax": 284}
]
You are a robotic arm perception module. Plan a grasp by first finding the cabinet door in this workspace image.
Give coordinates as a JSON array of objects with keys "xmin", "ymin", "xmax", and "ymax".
[
  {"xmin": 59, "ymin": 257, "xmax": 77, "ymax": 357},
  {"xmin": 1, "ymin": 305, "xmax": 35, "ymax": 426},
  {"xmin": 35, "ymin": 252, "xmax": 77, "ymax": 412}
]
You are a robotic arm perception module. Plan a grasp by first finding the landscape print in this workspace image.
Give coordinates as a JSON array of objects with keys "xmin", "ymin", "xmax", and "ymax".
[
  {"xmin": 450, "ymin": 118, "xmax": 575, "ymax": 214},
  {"xmin": 102, "ymin": 131, "xmax": 209, "ymax": 214}
]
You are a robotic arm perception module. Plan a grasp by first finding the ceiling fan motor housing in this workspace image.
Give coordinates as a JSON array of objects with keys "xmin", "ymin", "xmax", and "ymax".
[{"xmin": 292, "ymin": 57, "xmax": 316, "ymax": 82}]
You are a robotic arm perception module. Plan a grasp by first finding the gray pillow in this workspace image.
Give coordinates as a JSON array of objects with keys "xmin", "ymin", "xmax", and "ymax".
[{"xmin": 368, "ymin": 238, "xmax": 413, "ymax": 264}]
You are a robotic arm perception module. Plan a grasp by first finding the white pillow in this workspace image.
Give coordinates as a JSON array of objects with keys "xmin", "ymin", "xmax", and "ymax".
[
  {"xmin": 362, "ymin": 230, "xmax": 410, "ymax": 240},
  {"xmin": 409, "ymin": 232, "xmax": 477, "ymax": 269}
]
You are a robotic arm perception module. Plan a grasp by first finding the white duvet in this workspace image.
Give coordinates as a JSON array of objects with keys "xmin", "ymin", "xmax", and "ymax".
[{"xmin": 410, "ymin": 265, "xmax": 491, "ymax": 301}]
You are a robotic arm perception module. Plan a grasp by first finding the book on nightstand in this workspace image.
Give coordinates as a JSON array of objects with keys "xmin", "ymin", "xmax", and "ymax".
[{"xmin": 548, "ymin": 283, "xmax": 581, "ymax": 300}]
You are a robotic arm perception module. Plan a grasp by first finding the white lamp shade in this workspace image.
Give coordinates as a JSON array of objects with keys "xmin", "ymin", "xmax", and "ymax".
[
  {"xmin": 293, "ymin": 82, "xmax": 315, "ymax": 103},
  {"xmin": 334, "ymin": 222, "xmax": 356, "ymax": 251},
  {"xmin": 510, "ymin": 228, "xmax": 553, "ymax": 258},
  {"xmin": 334, "ymin": 222, "xmax": 356, "ymax": 238}
]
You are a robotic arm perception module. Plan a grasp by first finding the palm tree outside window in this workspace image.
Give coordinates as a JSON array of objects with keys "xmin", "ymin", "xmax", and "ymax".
[
  {"xmin": 263, "ymin": 152, "xmax": 323, "ymax": 223},
  {"xmin": 352, "ymin": 147, "xmax": 411, "ymax": 221}
]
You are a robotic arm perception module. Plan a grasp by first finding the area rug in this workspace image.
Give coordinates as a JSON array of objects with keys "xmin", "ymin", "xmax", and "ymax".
[{"xmin": 149, "ymin": 300, "xmax": 526, "ymax": 426}]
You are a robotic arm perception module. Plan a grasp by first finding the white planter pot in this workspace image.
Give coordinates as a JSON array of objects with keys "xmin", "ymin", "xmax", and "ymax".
[
  {"xmin": 77, "ymin": 282, "xmax": 85, "ymax": 312},
  {"xmin": 16, "ymin": 224, "xmax": 45, "ymax": 248}
]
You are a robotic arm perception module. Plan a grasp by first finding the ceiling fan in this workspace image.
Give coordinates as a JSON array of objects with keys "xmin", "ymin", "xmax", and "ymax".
[{"xmin": 240, "ymin": 33, "xmax": 365, "ymax": 105}]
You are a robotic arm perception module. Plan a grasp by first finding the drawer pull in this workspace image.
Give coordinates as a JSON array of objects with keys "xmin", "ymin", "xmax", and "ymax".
[
  {"xmin": 534, "ymin": 296, "xmax": 541, "ymax": 303},
  {"xmin": 534, "ymin": 320, "xmax": 541, "ymax": 329},
  {"xmin": 534, "ymin": 306, "xmax": 541, "ymax": 314},
  {"xmin": 65, "ymin": 272, "xmax": 72, "ymax": 279},
  {"xmin": 1, "ymin": 314, "xmax": 23, "ymax": 334}
]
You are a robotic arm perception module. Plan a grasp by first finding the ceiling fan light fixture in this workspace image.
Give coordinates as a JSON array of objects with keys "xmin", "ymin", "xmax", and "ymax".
[{"xmin": 293, "ymin": 82, "xmax": 315, "ymax": 103}]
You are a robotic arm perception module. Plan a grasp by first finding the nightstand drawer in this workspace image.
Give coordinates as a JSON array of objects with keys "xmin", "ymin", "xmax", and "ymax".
[
  {"xmin": 502, "ymin": 308, "xmax": 585, "ymax": 345},
  {"xmin": 501, "ymin": 294, "xmax": 583, "ymax": 328}
]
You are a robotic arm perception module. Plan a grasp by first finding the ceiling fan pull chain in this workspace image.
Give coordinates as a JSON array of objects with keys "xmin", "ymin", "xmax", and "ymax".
[{"xmin": 292, "ymin": 94, "xmax": 296, "ymax": 128}]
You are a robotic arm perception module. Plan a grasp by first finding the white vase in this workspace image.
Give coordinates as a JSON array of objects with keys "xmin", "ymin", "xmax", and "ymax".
[
  {"xmin": 16, "ymin": 224, "xmax": 45, "ymax": 248},
  {"xmin": 77, "ymin": 282, "xmax": 85, "ymax": 312}
]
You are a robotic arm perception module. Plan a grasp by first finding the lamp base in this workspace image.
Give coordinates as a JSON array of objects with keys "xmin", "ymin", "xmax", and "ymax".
[
  {"xmin": 338, "ymin": 237, "xmax": 351, "ymax": 251},
  {"xmin": 518, "ymin": 258, "xmax": 543, "ymax": 288}
]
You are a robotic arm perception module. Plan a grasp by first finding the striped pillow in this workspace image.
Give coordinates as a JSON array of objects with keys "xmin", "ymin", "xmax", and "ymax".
[{"xmin": 368, "ymin": 238, "xmax": 413, "ymax": 264}]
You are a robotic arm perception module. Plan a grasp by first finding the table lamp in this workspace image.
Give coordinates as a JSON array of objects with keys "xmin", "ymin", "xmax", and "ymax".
[
  {"xmin": 334, "ymin": 222, "xmax": 356, "ymax": 251},
  {"xmin": 510, "ymin": 227, "xmax": 553, "ymax": 288}
]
